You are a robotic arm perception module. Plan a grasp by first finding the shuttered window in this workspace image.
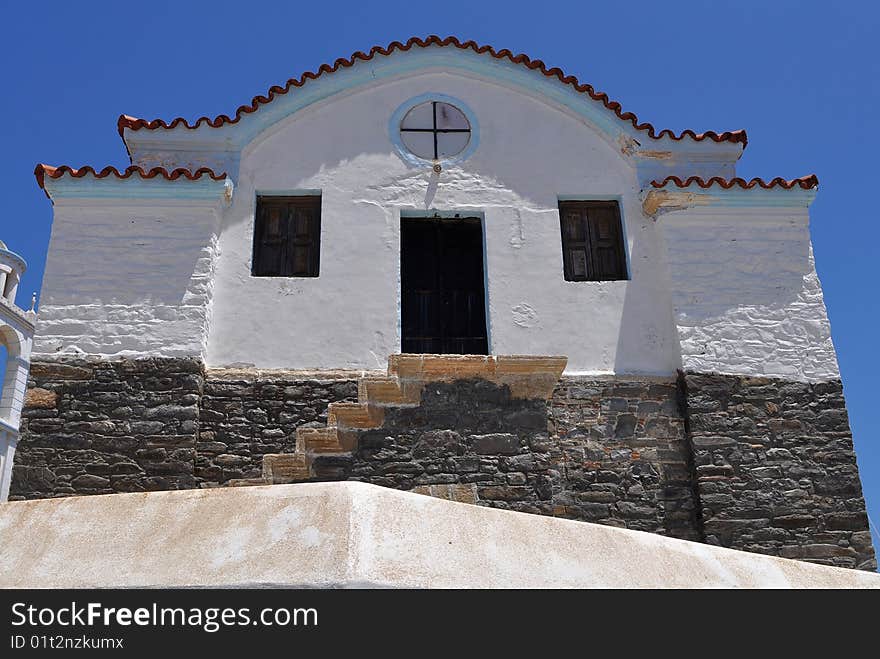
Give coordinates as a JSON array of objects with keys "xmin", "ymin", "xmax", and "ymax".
[
  {"xmin": 558, "ymin": 200, "xmax": 627, "ymax": 281},
  {"xmin": 252, "ymin": 196, "xmax": 321, "ymax": 277}
]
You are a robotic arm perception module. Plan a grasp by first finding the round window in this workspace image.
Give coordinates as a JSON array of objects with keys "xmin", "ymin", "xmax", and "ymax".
[{"xmin": 399, "ymin": 101, "xmax": 471, "ymax": 161}]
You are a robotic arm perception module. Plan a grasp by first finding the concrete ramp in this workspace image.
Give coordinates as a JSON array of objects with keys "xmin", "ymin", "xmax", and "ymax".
[{"xmin": 1, "ymin": 482, "xmax": 877, "ymax": 588}]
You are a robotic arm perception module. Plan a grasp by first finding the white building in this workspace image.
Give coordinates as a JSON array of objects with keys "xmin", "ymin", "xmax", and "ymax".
[
  {"xmin": 0, "ymin": 240, "xmax": 35, "ymax": 501},
  {"xmin": 32, "ymin": 37, "xmax": 832, "ymax": 381},
  {"xmin": 14, "ymin": 37, "xmax": 874, "ymax": 570}
]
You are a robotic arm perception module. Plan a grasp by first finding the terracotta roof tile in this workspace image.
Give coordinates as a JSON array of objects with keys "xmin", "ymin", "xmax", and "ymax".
[
  {"xmin": 34, "ymin": 164, "xmax": 227, "ymax": 190},
  {"xmin": 117, "ymin": 36, "xmax": 747, "ymax": 147},
  {"xmin": 650, "ymin": 175, "xmax": 818, "ymax": 190}
]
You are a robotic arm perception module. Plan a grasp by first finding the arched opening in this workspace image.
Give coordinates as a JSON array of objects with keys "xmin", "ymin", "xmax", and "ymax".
[
  {"xmin": 0, "ymin": 323, "xmax": 19, "ymax": 503},
  {"xmin": 0, "ymin": 342, "xmax": 7, "ymax": 414},
  {"xmin": 0, "ymin": 324, "xmax": 21, "ymax": 424}
]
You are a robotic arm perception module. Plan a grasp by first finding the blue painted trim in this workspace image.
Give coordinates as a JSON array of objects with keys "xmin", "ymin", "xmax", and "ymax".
[
  {"xmin": 45, "ymin": 177, "xmax": 231, "ymax": 201},
  {"xmin": 556, "ymin": 193, "xmax": 624, "ymax": 202},
  {"xmin": 255, "ymin": 189, "xmax": 322, "ymax": 197},
  {"xmin": 673, "ymin": 187, "xmax": 817, "ymax": 208},
  {"xmin": 479, "ymin": 212, "xmax": 492, "ymax": 354},
  {"xmin": 399, "ymin": 209, "xmax": 485, "ymax": 219},
  {"xmin": 232, "ymin": 48, "xmax": 637, "ymax": 147},
  {"xmin": 388, "ymin": 93, "xmax": 480, "ymax": 167},
  {"xmin": 125, "ymin": 48, "xmax": 741, "ymax": 180}
]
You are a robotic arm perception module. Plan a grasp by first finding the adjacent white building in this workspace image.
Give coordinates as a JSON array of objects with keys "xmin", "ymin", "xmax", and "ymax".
[{"xmin": 0, "ymin": 240, "xmax": 35, "ymax": 501}]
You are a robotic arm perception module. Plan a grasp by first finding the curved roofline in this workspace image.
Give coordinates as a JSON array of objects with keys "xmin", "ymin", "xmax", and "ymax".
[
  {"xmin": 650, "ymin": 175, "xmax": 817, "ymax": 190},
  {"xmin": 117, "ymin": 35, "xmax": 748, "ymax": 148}
]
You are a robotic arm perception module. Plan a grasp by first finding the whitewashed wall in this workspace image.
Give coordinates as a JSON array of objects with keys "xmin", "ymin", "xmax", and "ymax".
[
  {"xmin": 33, "ymin": 64, "xmax": 836, "ymax": 383},
  {"xmin": 34, "ymin": 199, "xmax": 223, "ymax": 358},
  {"xmin": 0, "ymin": 262, "xmax": 34, "ymax": 501},
  {"xmin": 207, "ymin": 72, "xmax": 680, "ymax": 374},
  {"xmin": 658, "ymin": 205, "xmax": 839, "ymax": 382}
]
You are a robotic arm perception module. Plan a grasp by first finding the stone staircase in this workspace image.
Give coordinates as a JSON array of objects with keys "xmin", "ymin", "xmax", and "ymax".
[{"xmin": 226, "ymin": 354, "xmax": 566, "ymax": 488}]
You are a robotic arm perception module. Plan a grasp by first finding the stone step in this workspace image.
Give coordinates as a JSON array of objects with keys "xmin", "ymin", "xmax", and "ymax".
[
  {"xmin": 327, "ymin": 402, "xmax": 384, "ymax": 429},
  {"xmin": 388, "ymin": 354, "xmax": 496, "ymax": 379},
  {"xmin": 387, "ymin": 354, "xmax": 567, "ymax": 399},
  {"xmin": 357, "ymin": 377, "xmax": 414, "ymax": 405},
  {"xmin": 262, "ymin": 453, "xmax": 310, "ymax": 484},
  {"xmin": 296, "ymin": 427, "xmax": 344, "ymax": 454}
]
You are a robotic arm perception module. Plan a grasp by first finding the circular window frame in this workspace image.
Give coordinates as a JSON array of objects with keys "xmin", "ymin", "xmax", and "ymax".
[{"xmin": 389, "ymin": 94, "xmax": 479, "ymax": 167}]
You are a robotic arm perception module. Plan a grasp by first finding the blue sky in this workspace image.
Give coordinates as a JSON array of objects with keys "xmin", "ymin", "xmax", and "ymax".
[{"xmin": 1, "ymin": 1, "xmax": 878, "ymax": 548}]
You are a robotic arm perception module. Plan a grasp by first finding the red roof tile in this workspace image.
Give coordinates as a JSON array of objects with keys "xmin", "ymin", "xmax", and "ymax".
[
  {"xmin": 650, "ymin": 175, "xmax": 818, "ymax": 190},
  {"xmin": 117, "ymin": 36, "xmax": 748, "ymax": 147},
  {"xmin": 34, "ymin": 164, "xmax": 227, "ymax": 191}
]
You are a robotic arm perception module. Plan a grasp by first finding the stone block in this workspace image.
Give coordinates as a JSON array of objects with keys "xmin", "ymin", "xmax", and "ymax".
[
  {"xmin": 413, "ymin": 430, "xmax": 465, "ymax": 458},
  {"xmin": 470, "ymin": 433, "xmax": 521, "ymax": 455},
  {"xmin": 263, "ymin": 454, "xmax": 309, "ymax": 483},
  {"xmin": 28, "ymin": 362, "xmax": 93, "ymax": 381},
  {"xmin": 71, "ymin": 474, "xmax": 110, "ymax": 489},
  {"xmin": 24, "ymin": 388, "xmax": 58, "ymax": 409}
]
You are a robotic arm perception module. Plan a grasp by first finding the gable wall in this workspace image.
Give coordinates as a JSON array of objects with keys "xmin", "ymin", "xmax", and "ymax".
[{"xmin": 208, "ymin": 72, "xmax": 679, "ymax": 373}]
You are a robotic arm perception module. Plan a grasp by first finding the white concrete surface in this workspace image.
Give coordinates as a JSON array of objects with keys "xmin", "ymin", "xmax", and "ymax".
[{"xmin": 1, "ymin": 481, "xmax": 877, "ymax": 588}]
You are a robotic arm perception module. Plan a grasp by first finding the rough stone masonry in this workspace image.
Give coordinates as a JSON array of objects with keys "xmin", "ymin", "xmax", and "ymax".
[{"xmin": 11, "ymin": 356, "xmax": 875, "ymax": 572}]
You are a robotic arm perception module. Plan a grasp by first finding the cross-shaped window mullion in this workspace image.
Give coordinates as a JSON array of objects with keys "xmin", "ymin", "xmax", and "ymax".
[{"xmin": 399, "ymin": 100, "xmax": 471, "ymax": 160}]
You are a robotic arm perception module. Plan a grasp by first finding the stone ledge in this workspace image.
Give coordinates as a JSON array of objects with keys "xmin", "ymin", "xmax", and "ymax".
[
  {"xmin": 388, "ymin": 354, "xmax": 567, "ymax": 400},
  {"xmin": 206, "ymin": 367, "xmax": 381, "ymax": 381}
]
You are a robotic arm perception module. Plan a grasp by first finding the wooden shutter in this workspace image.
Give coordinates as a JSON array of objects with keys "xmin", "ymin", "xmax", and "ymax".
[
  {"xmin": 558, "ymin": 201, "xmax": 627, "ymax": 281},
  {"xmin": 253, "ymin": 196, "xmax": 321, "ymax": 277}
]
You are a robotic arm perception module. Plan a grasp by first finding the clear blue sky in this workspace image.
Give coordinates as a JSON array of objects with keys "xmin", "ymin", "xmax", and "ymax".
[{"xmin": 1, "ymin": 1, "xmax": 878, "ymax": 548}]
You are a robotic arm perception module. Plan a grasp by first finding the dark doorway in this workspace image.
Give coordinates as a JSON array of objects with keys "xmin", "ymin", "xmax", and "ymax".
[{"xmin": 401, "ymin": 217, "xmax": 488, "ymax": 355}]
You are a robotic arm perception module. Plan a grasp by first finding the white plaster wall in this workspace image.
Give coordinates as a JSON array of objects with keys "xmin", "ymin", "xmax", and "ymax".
[
  {"xmin": 659, "ymin": 207, "xmax": 839, "ymax": 382},
  {"xmin": 208, "ymin": 72, "xmax": 680, "ymax": 373},
  {"xmin": 0, "ymin": 426, "xmax": 17, "ymax": 502},
  {"xmin": 0, "ymin": 305, "xmax": 33, "ymax": 428},
  {"xmin": 0, "ymin": 301, "xmax": 33, "ymax": 502},
  {"xmin": 34, "ymin": 200, "xmax": 221, "ymax": 358}
]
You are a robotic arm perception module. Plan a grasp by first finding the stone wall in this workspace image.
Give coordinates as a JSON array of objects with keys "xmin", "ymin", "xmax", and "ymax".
[
  {"xmin": 13, "ymin": 358, "xmax": 203, "ymax": 498},
  {"xmin": 549, "ymin": 377, "xmax": 699, "ymax": 541},
  {"xmin": 10, "ymin": 358, "xmax": 876, "ymax": 571},
  {"xmin": 683, "ymin": 372, "xmax": 876, "ymax": 571},
  {"xmin": 196, "ymin": 373, "xmax": 358, "ymax": 487},
  {"xmin": 11, "ymin": 360, "xmax": 358, "ymax": 497},
  {"xmin": 11, "ymin": 360, "xmax": 698, "ymax": 541},
  {"xmin": 332, "ymin": 376, "xmax": 699, "ymax": 541}
]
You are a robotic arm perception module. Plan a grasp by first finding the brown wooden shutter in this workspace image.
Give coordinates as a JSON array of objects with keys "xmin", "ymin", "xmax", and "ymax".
[
  {"xmin": 253, "ymin": 196, "xmax": 321, "ymax": 277},
  {"xmin": 560, "ymin": 205, "xmax": 591, "ymax": 280},
  {"xmin": 558, "ymin": 201, "xmax": 627, "ymax": 281}
]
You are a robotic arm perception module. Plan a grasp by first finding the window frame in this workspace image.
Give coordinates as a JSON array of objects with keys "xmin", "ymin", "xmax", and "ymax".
[
  {"xmin": 252, "ymin": 195, "xmax": 322, "ymax": 278},
  {"xmin": 399, "ymin": 100, "xmax": 472, "ymax": 161},
  {"xmin": 557, "ymin": 200, "xmax": 629, "ymax": 282}
]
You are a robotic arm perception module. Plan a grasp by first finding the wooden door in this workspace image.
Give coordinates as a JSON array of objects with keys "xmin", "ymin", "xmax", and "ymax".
[{"xmin": 401, "ymin": 218, "xmax": 488, "ymax": 355}]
